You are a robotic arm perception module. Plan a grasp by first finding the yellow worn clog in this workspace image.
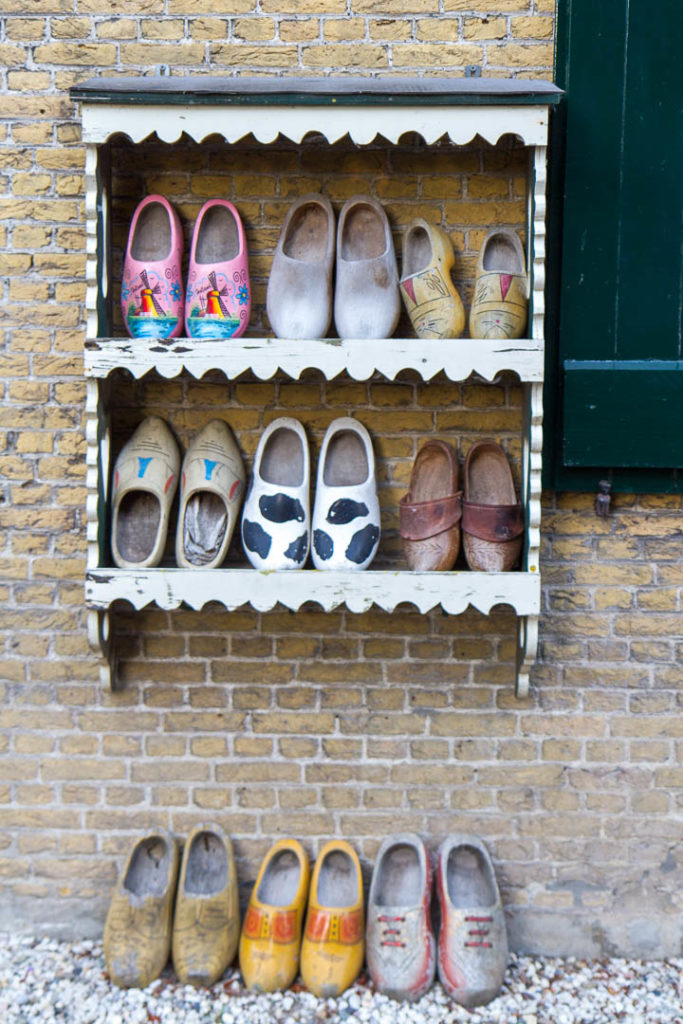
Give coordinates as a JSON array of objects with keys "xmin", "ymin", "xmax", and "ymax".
[
  {"xmin": 469, "ymin": 227, "xmax": 528, "ymax": 339},
  {"xmin": 104, "ymin": 829, "xmax": 179, "ymax": 988},
  {"xmin": 172, "ymin": 823, "xmax": 239, "ymax": 987},
  {"xmin": 400, "ymin": 218, "xmax": 465, "ymax": 339},
  {"xmin": 238, "ymin": 838, "xmax": 310, "ymax": 992},
  {"xmin": 300, "ymin": 840, "xmax": 365, "ymax": 998}
]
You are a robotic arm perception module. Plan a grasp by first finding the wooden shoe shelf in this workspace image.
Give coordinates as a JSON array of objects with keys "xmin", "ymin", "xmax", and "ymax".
[{"xmin": 72, "ymin": 76, "xmax": 562, "ymax": 697}]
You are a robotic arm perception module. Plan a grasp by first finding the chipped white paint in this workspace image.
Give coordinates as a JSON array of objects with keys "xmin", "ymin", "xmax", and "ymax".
[
  {"xmin": 80, "ymin": 103, "xmax": 549, "ymax": 149},
  {"xmin": 84, "ymin": 336, "xmax": 545, "ymax": 384},
  {"xmin": 81, "ymin": 92, "xmax": 552, "ymax": 697},
  {"xmin": 86, "ymin": 567, "xmax": 541, "ymax": 617}
]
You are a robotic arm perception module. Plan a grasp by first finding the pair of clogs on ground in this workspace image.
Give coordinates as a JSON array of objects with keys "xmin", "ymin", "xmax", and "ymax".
[
  {"xmin": 399, "ymin": 438, "xmax": 523, "ymax": 573},
  {"xmin": 240, "ymin": 838, "xmax": 363, "ymax": 998},
  {"xmin": 267, "ymin": 193, "xmax": 401, "ymax": 341},
  {"xmin": 367, "ymin": 833, "xmax": 507, "ymax": 1008},
  {"xmin": 111, "ymin": 416, "xmax": 245, "ymax": 570},
  {"xmin": 121, "ymin": 195, "xmax": 250, "ymax": 341},
  {"xmin": 241, "ymin": 416, "xmax": 380, "ymax": 572},
  {"xmin": 104, "ymin": 824, "xmax": 238, "ymax": 989},
  {"xmin": 402, "ymin": 222, "xmax": 527, "ymax": 341}
]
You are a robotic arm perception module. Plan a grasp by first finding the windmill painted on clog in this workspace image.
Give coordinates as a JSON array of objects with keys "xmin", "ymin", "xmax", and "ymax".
[
  {"xmin": 203, "ymin": 271, "xmax": 231, "ymax": 318},
  {"xmin": 124, "ymin": 269, "xmax": 180, "ymax": 339},
  {"xmin": 134, "ymin": 269, "xmax": 166, "ymax": 317}
]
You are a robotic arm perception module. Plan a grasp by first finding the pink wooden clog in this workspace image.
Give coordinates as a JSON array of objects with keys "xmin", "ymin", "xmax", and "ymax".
[
  {"xmin": 121, "ymin": 195, "xmax": 184, "ymax": 340},
  {"xmin": 185, "ymin": 200, "xmax": 251, "ymax": 339}
]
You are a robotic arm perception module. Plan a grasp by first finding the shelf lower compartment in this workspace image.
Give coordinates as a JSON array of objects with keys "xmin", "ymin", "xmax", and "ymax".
[
  {"xmin": 84, "ymin": 336, "xmax": 544, "ymax": 383},
  {"xmin": 86, "ymin": 567, "xmax": 540, "ymax": 616}
]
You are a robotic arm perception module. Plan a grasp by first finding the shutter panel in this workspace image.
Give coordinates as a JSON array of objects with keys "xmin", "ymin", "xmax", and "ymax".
[{"xmin": 546, "ymin": 0, "xmax": 683, "ymax": 490}]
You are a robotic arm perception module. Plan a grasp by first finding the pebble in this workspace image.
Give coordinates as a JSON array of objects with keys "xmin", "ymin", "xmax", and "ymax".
[{"xmin": 0, "ymin": 934, "xmax": 681, "ymax": 1023}]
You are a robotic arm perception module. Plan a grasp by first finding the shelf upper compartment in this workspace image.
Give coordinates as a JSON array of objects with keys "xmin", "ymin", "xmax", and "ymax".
[
  {"xmin": 86, "ymin": 567, "xmax": 541, "ymax": 617},
  {"xmin": 71, "ymin": 75, "xmax": 562, "ymax": 147},
  {"xmin": 84, "ymin": 336, "xmax": 544, "ymax": 383}
]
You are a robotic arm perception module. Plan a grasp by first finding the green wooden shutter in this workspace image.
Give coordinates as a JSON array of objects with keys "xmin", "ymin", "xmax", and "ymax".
[{"xmin": 545, "ymin": 0, "xmax": 683, "ymax": 492}]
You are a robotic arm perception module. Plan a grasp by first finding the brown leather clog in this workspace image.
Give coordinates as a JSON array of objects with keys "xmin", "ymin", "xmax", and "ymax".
[
  {"xmin": 399, "ymin": 440, "xmax": 462, "ymax": 571},
  {"xmin": 462, "ymin": 441, "xmax": 523, "ymax": 572}
]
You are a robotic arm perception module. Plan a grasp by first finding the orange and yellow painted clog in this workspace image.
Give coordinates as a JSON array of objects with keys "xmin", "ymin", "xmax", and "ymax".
[
  {"xmin": 300, "ymin": 840, "xmax": 365, "ymax": 998},
  {"xmin": 238, "ymin": 838, "xmax": 310, "ymax": 992}
]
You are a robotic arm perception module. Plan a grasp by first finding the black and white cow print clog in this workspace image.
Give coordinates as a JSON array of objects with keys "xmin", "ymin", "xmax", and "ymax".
[
  {"xmin": 311, "ymin": 417, "xmax": 381, "ymax": 571},
  {"xmin": 241, "ymin": 417, "xmax": 311, "ymax": 570}
]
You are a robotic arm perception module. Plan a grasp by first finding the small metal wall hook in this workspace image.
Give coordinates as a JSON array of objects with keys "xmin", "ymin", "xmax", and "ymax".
[{"xmin": 595, "ymin": 480, "xmax": 611, "ymax": 517}]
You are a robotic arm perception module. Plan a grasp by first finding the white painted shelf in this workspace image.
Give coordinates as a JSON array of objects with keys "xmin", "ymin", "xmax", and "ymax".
[
  {"xmin": 73, "ymin": 75, "xmax": 561, "ymax": 697},
  {"xmin": 86, "ymin": 567, "xmax": 541, "ymax": 616},
  {"xmin": 84, "ymin": 336, "xmax": 545, "ymax": 383}
]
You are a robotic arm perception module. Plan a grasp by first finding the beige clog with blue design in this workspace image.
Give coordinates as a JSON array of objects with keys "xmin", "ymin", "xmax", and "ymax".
[
  {"xmin": 175, "ymin": 420, "xmax": 245, "ymax": 569},
  {"xmin": 111, "ymin": 416, "xmax": 180, "ymax": 569}
]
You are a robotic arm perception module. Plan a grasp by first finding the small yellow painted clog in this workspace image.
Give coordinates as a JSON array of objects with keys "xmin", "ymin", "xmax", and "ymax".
[
  {"xmin": 400, "ymin": 218, "xmax": 465, "ymax": 339},
  {"xmin": 172, "ymin": 823, "xmax": 240, "ymax": 987},
  {"xmin": 238, "ymin": 838, "xmax": 310, "ymax": 993},
  {"xmin": 300, "ymin": 840, "xmax": 365, "ymax": 998},
  {"xmin": 469, "ymin": 227, "xmax": 528, "ymax": 339}
]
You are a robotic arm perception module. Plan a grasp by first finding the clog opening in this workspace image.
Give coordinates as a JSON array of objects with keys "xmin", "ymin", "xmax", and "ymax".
[
  {"xmin": 131, "ymin": 202, "xmax": 172, "ymax": 262},
  {"xmin": 341, "ymin": 203, "xmax": 386, "ymax": 261},
  {"xmin": 196, "ymin": 205, "xmax": 239, "ymax": 263},
  {"xmin": 283, "ymin": 203, "xmax": 330, "ymax": 261},
  {"xmin": 184, "ymin": 830, "xmax": 228, "ymax": 895},
  {"xmin": 482, "ymin": 233, "xmax": 523, "ymax": 274},
  {"xmin": 323, "ymin": 431, "xmax": 368, "ymax": 487},
  {"xmin": 181, "ymin": 493, "xmax": 228, "ymax": 566},
  {"xmin": 115, "ymin": 491, "xmax": 161, "ymax": 564},
  {"xmin": 467, "ymin": 445, "xmax": 515, "ymax": 505},
  {"xmin": 376, "ymin": 843, "xmax": 422, "ymax": 906},
  {"xmin": 446, "ymin": 845, "xmax": 497, "ymax": 908},
  {"xmin": 317, "ymin": 849, "xmax": 357, "ymax": 908},
  {"xmin": 257, "ymin": 848, "xmax": 302, "ymax": 906},
  {"xmin": 123, "ymin": 836, "xmax": 170, "ymax": 897},
  {"xmin": 403, "ymin": 225, "xmax": 431, "ymax": 277},
  {"xmin": 260, "ymin": 428, "xmax": 305, "ymax": 487}
]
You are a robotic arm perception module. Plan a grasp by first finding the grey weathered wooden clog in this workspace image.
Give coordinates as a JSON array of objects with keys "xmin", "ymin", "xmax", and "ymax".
[
  {"xmin": 266, "ymin": 194, "xmax": 335, "ymax": 339},
  {"xmin": 436, "ymin": 834, "xmax": 508, "ymax": 1008}
]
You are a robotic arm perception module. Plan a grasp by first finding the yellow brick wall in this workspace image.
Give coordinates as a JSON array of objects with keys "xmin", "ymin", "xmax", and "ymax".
[{"xmin": 1, "ymin": 3, "xmax": 682, "ymax": 958}]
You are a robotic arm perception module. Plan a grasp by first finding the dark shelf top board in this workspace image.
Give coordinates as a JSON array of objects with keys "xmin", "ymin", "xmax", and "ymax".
[{"xmin": 71, "ymin": 76, "xmax": 563, "ymax": 108}]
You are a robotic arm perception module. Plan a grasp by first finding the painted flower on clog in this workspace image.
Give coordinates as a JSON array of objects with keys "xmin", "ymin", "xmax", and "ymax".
[
  {"xmin": 238, "ymin": 285, "xmax": 249, "ymax": 306},
  {"xmin": 170, "ymin": 281, "xmax": 182, "ymax": 301}
]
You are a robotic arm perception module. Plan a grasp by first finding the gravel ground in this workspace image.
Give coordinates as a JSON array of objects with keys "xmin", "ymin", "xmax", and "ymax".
[{"xmin": 0, "ymin": 934, "xmax": 681, "ymax": 1024}]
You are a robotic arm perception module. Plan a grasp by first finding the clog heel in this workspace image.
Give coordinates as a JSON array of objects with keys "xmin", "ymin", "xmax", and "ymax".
[
  {"xmin": 185, "ymin": 200, "xmax": 250, "ymax": 339},
  {"xmin": 121, "ymin": 195, "xmax": 184, "ymax": 340}
]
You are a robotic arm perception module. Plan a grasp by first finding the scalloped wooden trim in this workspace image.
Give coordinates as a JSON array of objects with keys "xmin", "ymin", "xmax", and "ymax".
[
  {"xmin": 80, "ymin": 103, "xmax": 550, "ymax": 148},
  {"xmin": 84, "ymin": 336, "xmax": 545, "ymax": 383},
  {"xmin": 86, "ymin": 567, "xmax": 540, "ymax": 617}
]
